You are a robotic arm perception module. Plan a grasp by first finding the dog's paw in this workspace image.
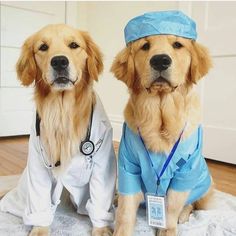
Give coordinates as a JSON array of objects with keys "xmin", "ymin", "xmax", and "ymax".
[
  {"xmin": 156, "ymin": 228, "xmax": 176, "ymax": 236},
  {"xmin": 156, "ymin": 229, "xmax": 166, "ymax": 236},
  {"xmin": 92, "ymin": 226, "xmax": 113, "ymax": 236},
  {"xmin": 178, "ymin": 204, "xmax": 193, "ymax": 224},
  {"xmin": 178, "ymin": 211, "xmax": 190, "ymax": 224},
  {"xmin": 28, "ymin": 226, "xmax": 49, "ymax": 236}
]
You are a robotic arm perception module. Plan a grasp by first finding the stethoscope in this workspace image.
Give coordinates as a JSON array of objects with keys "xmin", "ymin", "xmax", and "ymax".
[{"xmin": 36, "ymin": 105, "xmax": 95, "ymax": 169}]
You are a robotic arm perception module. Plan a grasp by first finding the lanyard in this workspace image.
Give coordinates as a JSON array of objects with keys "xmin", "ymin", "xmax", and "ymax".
[{"xmin": 138, "ymin": 125, "xmax": 185, "ymax": 194}]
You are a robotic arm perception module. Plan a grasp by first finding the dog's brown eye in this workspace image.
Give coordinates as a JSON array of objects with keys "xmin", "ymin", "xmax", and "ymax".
[
  {"xmin": 69, "ymin": 42, "xmax": 80, "ymax": 49},
  {"xmin": 173, "ymin": 42, "xmax": 183, "ymax": 49},
  {"xmin": 39, "ymin": 43, "xmax": 49, "ymax": 51},
  {"xmin": 141, "ymin": 42, "xmax": 150, "ymax": 51}
]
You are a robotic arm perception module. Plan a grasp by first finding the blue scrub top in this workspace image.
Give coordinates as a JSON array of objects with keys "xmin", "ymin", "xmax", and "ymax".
[{"xmin": 118, "ymin": 123, "xmax": 211, "ymax": 205}]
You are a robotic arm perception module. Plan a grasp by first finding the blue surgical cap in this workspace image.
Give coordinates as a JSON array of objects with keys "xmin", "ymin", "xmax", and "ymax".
[{"xmin": 124, "ymin": 10, "xmax": 197, "ymax": 45}]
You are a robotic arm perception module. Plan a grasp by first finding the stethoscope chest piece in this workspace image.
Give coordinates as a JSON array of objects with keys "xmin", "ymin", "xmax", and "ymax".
[
  {"xmin": 80, "ymin": 140, "xmax": 95, "ymax": 156},
  {"xmin": 80, "ymin": 103, "xmax": 95, "ymax": 156}
]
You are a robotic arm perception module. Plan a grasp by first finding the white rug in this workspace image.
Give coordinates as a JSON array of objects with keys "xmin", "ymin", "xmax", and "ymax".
[{"xmin": 0, "ymin": 190, "xmax": 236, "ymax": 236}]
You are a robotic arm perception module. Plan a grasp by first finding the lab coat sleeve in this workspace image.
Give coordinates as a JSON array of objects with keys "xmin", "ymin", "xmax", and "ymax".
[
  {"xmin": 22, "ymin": 123, "xmax": 54, "ymax": 226},
  {"xmin": 118, "ymin": 124, "xmax": 142, "ymax": 195},
  {"xmin": 86, "ymin": 126, "xmax": 117, "ymax": 228}
]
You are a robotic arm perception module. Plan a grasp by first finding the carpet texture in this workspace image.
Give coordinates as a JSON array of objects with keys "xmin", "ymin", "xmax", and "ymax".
[{"xmin": 0, "ymin": 190, "xmax": 236, "ymax": 236}]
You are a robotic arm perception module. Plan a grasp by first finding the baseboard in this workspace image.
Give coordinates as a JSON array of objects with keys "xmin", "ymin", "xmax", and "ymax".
[{"xmin": 109, "ymin": 114, "xmax": 123, "ymax": 142}]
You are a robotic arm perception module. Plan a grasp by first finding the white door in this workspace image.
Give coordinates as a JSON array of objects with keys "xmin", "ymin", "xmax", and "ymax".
[
  {"xmin": 0, "ymin": 1, "xmax": 66, "ymax": 136},
  {"xmin": 180, "ymin": 2, "xmax": 236, "ymax": 164}
]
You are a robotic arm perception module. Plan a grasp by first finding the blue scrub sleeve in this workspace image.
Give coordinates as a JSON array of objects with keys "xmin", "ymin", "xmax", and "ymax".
[{"xmin": 118, "ymin": 125, "xmax": 142, "ymax": 195}]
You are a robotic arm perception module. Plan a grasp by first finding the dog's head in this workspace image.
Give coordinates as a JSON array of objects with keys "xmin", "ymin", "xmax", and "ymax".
[
  {"xmin": 16, "ymin": 24, "xmax": 103, "ymax": 91},
  {"xmin": 111, "ymin": 35, "xmax": 212, "ymax": 94}
]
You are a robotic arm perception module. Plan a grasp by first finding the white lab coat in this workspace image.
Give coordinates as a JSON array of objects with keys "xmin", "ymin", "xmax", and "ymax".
[{"xmin": 0, "ymin": 96, "xmax": 117, "ymax": 228}]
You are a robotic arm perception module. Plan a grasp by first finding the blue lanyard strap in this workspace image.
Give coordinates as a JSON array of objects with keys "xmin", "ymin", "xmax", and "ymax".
[{"xmin": 138, "ymin": 125, "xmax": 186, "ymax": 193}]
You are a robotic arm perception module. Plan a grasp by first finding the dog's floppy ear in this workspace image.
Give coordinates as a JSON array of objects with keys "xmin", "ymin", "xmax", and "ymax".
[
  {"xmin": 190, "ymin": 41, "xmax": 212, "ymax": 83},
  {"xmin": 81, "ymin": 31, "xmax": 103, "ymax": 81},
  {"xmin": 110, "ymin": 46, "xmax": 135, "ymax": 89},
  {"xmin": 16, "ymin": 35, "xmax": 37, "ymax": 86}
]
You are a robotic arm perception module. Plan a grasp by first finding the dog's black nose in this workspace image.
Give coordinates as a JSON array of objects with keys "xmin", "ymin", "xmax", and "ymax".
[
  {"xmin": 150, "ymin": 54, "xmax": 172, "ymax": 71},
  {"xmin": 51, "ymin": 56, "xmax": 69, "ymax": 71}
]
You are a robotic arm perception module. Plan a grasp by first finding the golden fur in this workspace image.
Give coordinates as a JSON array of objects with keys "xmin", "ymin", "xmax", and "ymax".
[
  {"xmin": 29, "ymin": 226, "xmax": 49, "ymax": 236},
  {"xmin": 111, "ymin": 35, "xmax": 214, "ymax": 236},
  {"xmin": 111, "ymin": 35, "xmax": 211, "ymax": 152},
  {"xmin": 114, "ymin": 193, "xmax": 143, "ymax": 236},
  {"xmin": 16, "ymin": 24, "xmax": 111, "ymax": 236},
  {"xmin": 16, "ymin": 24, "xmax": 103, "ymax": 170}
]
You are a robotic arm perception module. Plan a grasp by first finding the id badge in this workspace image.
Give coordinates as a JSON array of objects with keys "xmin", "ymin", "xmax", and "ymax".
[{"xmin": 146, "ymin": 193, "xmax": 167, "ymax": 228}]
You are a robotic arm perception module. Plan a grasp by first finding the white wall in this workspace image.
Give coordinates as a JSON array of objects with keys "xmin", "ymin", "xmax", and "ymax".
[
  {"xmin": 74, "ymin": 1, "xmax": 180, "ymax": 141},
  {"xmin": 0, "ymin": 1, "xmax": 66, "ymax": 136}
]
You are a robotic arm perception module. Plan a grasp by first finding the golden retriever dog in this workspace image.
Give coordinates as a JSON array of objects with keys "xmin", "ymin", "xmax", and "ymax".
[
  {"xmin": 0, "ymin": 24, "xmax": 116, "ymax": 236},
  {"xmin": 111, "ymin": 30, "xmax": 214, "ymax": 236}
]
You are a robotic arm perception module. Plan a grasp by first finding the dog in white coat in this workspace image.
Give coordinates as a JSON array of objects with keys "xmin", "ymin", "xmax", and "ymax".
[{"xmin": 0, "ymin": 24, "xmax": 116, "ymax": 236}]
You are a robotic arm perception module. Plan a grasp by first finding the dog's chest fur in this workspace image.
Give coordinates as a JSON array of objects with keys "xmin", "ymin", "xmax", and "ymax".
[
  {"xmin": 37, "ymin": 91, "xmax": 90, "ymax": 170},
  {"xmin": 125, "ymin": 89, "xmax": 201, "ymax": 153}
]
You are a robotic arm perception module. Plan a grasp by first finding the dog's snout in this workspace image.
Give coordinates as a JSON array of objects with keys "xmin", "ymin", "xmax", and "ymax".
[
  {"xmin": 150, "ymin": 54, "xmax": 172, "ymax": 71},
  {"xmin": 51, "ymin": 56, "xmax": 69, "ymax": 71}
]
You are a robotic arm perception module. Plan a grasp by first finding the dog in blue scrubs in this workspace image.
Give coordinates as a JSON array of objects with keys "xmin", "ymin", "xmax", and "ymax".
[{"xmin": 111, "ymin": 11, "xmax": 214, "ymax": 236}]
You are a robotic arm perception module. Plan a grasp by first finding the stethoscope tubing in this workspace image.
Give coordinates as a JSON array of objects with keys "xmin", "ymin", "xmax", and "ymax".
[
  {"xmin": 37, "ymin": 137, "xmax": 54, "ymax": 169},
  {"xmin": 35, "ymin": 103, "xmax": 94, "ymax": 169}
]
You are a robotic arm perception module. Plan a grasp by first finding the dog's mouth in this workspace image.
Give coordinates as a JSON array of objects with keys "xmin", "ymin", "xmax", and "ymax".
[
  {"xmin": 151, "ymin": 76, "xmax": 172, "ymax": 87},
  {"xmin": 51, "ymin": 77, "xmax": 76, "ymax": 86},
  {"xmin": 146, "ymin": 76, "xmax": 178, "ymax": 93}
]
